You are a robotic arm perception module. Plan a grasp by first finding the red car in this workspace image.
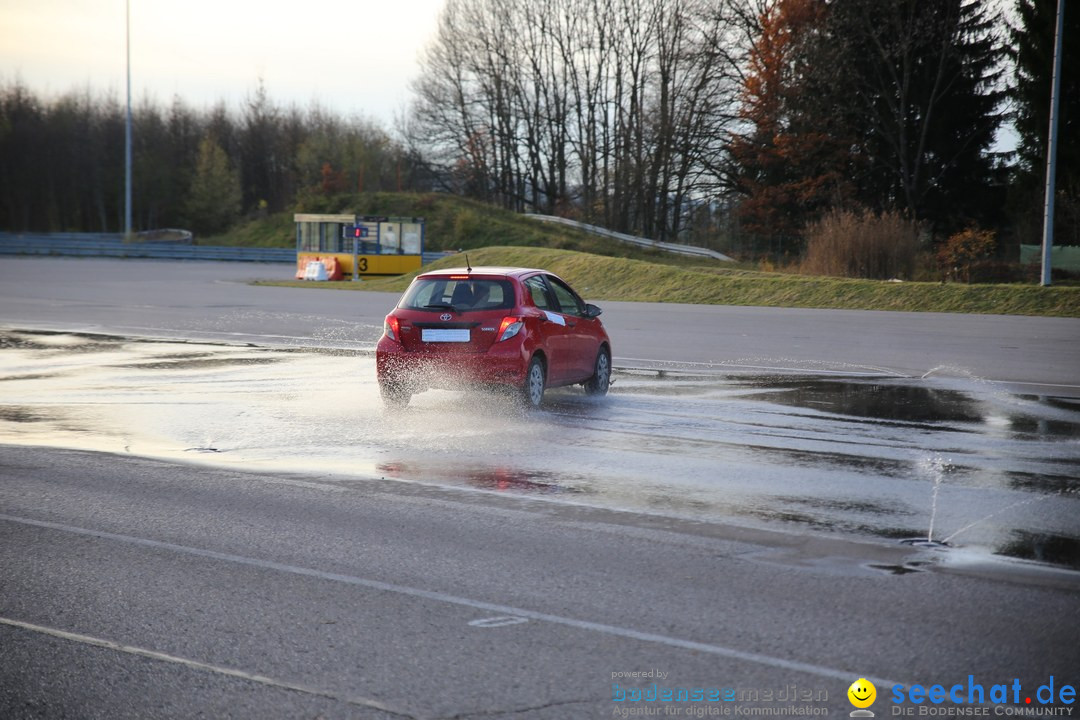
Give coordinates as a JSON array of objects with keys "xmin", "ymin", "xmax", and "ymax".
[{"xmin": 376, "ymin": 266, "xmax": 612, "ymax": 408}]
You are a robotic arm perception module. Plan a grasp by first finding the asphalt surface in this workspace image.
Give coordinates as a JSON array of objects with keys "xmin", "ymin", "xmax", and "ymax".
[
  {"xmin": 3, "ymin": 446, "xmax": 1078, "ymax": 719},
  {"xmin": 1, "ymin": 256, "xmax": 1078, "ymax": 393},
  {"xmin": 1, "ymin": 257, "xmax": 1078, "ymax": 718}
]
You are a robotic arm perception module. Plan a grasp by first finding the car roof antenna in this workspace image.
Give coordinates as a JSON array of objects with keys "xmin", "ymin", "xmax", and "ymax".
[{"xmin": 465, "ymin": 254, "xmax": 472, "ymax": 274}]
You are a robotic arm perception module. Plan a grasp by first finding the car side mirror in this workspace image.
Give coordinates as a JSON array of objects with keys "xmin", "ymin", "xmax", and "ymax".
[{"xmin": 584, "ymin": 303, "xmax": 603, "ymax": 318}]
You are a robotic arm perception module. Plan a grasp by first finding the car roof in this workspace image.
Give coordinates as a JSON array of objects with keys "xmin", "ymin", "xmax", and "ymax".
[{"xmin": 417, "ymin": 267, "xmax": 545, "ymax": 280}]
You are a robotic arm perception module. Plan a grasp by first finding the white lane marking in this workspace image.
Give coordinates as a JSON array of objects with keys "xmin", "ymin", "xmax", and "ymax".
[
  {"xmin": 1, "ymin": 512, "xmax": 905, "ymax": 689},
  {"xmin": 614, "ymin": 357, "xmax": 908, "ymax": 378},
  {"xmin": 0, "ymin": 616, "xmax": 414, "ymax": 718},
  {"xmin": 468, "ymin": 616, "xmax": 529, "ymax": 628}
]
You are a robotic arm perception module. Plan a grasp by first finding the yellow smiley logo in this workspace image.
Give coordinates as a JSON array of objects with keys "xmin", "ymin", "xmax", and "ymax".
[{"xmin": 848, "ymin": 678, "xmax": 877, "ymax": 709}]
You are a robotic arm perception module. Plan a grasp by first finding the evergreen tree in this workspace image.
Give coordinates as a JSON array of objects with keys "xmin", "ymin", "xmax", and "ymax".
[
  {"xmin": 186, "ymin": 136, "xmax": 242, "ymax": 236},
  {"xmin": 810, "ymin": 0, "xmax": 1008, "ymax": 230}
]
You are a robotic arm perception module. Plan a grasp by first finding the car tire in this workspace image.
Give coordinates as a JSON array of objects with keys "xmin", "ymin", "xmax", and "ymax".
[
  {"xmin": 521, "ymin": 355, "xmax": 546, "ymax": 408},
  {"xmin": 380, "ymin": 381, "xmax": 411, "ymax": 410},
  {"xmin": 584, "ymin": 346, "xmax": 611, "ymax": 396}
]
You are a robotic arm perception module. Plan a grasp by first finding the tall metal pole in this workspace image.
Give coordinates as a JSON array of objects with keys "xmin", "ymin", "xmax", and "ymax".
[
  {"xmin": 1040, "ymin": 0, "xmax": 1065, "ymax": 287},
  {"xmin": 124, "ymin": 0, "xmax": 133, "ymax": 238}
]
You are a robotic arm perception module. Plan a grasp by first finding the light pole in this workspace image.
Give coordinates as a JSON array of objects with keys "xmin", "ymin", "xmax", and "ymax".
[
  {"xmin": 1040, "ymin": 0, "xmax": 1065, "ymax": 287},
  {"xmin": 124, "ymin": 0, "xmax": 132, "ymax": 238}
]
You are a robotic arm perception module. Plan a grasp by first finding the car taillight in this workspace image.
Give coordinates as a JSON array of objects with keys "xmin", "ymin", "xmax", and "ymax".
[
  {"xmin": 384, "ymin": 314, "xmax": 400, "ymax": 341},
  {"xmin": 497, "ymin": 316, "xmax": 524, "ymax": 342}
]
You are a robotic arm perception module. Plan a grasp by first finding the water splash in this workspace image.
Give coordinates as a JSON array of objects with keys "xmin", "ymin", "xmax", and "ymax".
[
  {"xmin": 897, "ymin": 456, "xmax": 955, "ymax": 550},
  {"xmin": 921, "ymin": 365, "xmax": 980, "ymax": 381},
  {"xmin": 919, "ymin": 365, "xmax": 1004, "ymax": 396},
  {"xmin": 941, "ymin": 489, "xmax": 1078, "ymax": 544},
  {"xmin": 920, "ymin": 455, "xmax": 954, "ymax": 542}
]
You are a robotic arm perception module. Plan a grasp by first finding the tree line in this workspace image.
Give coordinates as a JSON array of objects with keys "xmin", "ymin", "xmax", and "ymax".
[
  {"xmin": 1, "ymin": 0, "xmax": 1076, "ymax": 260},
  {"xmin": 0, "ymin": 81, "xmax": 425, "ymax": 236},
  {"xmin": 407, "ymin": 0, "xmax": 1078, "ymax": 254}
]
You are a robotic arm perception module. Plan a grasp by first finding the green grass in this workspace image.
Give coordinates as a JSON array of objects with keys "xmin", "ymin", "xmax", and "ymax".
[
  {"xmin": 223, "ymin": 192, "xmax": 1078, "ymax": 317},
  {"xmin": 256, "ymin": 246, "xmax": 1080, "ymax": 318},
  {"xmin": 201, "ymin": 211, "xmax": 295, "ymax": 248}
]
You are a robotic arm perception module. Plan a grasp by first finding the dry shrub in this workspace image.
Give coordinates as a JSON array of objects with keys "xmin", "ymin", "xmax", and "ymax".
[
  {"xmin": 936, "ymin": 227, "xmax": 997, "ymax": 283},
  {"xmin": 800, "ymin": 209, "xmax": 920, "ymax": 279}
]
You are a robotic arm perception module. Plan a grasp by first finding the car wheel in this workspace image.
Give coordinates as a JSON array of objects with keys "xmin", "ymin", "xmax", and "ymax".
[
  {"xmin": 584, "ymin": 347, "xmax": 611, "ymax": 396},
  {"xmin": 521, "ymin": 355, "xmax": 546, "ymax": 408},
  {"xmin": 380, "ymin": 381, "xmax": 411, "ymax": 410}
]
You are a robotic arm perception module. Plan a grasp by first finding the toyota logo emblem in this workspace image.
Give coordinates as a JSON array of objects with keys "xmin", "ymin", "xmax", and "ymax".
[{"xmin": 440, "ymin": 313, "xmax": 453, "ymax": 321}]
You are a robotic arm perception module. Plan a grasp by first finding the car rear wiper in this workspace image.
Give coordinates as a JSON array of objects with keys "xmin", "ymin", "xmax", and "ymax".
[{"xmin": 422, "ymin": 302, "xmax": 459, "ymax": 312}]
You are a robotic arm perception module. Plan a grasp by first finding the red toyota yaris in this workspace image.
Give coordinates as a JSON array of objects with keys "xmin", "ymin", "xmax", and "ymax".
[{"xmin": 376, "ymin": 266, "xmax": 612, "ymax": 408}]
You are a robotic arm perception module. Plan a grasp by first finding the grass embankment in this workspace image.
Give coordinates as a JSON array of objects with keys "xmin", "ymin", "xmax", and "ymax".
[
  {"xmin": 257, "ymin": 246, "xmax": 1080, "ymax": 318},
  {"xmin": 204, "ymin": 191, "xmax": 709, "ymax": 266}
]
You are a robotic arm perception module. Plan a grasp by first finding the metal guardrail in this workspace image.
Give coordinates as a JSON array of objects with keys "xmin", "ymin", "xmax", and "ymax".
[
  {"xmin": 3, "ymin": 228, "xmax": 735, "ymax": 266},
  {"xmin": 0, "ymin": 233, "xmax": 296, "ymax": 263},
  {"xmin": 1, "ymin": 233, "xmax": 455, "ymax": 266},
  {"xmin": 525, "ymin": 215, "xmax": 735, "ymax": 261}
]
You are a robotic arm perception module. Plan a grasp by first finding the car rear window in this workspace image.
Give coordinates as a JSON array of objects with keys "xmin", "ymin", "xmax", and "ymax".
[{"xmin": 399, "ymin": 277, "xmax": 515, "ymax": 312}]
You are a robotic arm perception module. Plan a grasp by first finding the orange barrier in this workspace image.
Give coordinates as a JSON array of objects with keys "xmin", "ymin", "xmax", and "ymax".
[
  {"xmin": 322, "ymin": 256, "xmax": 342, "ymax": 280},
  {"xmin": 296, "ymin": 251, "xmax": 423, "ymax": 277},
  {"xmin": 295, "ymin": 256, "xmax": 344, "ymax": 281}
]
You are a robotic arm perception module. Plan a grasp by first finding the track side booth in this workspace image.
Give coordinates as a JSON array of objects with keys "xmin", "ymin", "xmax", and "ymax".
[{"xmin": 295, "ymin": 214, "xmax": 425, "ymax": 279}]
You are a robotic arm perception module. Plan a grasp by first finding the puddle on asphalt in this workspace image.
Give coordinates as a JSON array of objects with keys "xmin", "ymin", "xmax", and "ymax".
[
  {"xmin": 998, "ymin": 530, "xmax": 1080, "ymax": 570},
  {"xmin": 2, "ymin": 329, "xmax": 1079, "ymax": 573},
  {"xmin": 746, "ymin": 381, "xmax": 984, "ymax": 425}
]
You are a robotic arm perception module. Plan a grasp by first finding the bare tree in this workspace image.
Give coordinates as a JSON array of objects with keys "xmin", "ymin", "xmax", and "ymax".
[{"xmin": 407, "ymin": 0, "xmax": 746, "ymax": 242}]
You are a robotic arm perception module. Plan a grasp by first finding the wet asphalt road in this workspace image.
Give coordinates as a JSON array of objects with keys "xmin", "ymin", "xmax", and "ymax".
[
  {"xmin": 0, "ymin": 257, "xmax": 1078, "ymax": 393},
  {"xmin": 1, "ymin": 330, "xmax": 1077, "ymax": 567},
  {"xmin": 1, "ymin": 257, "xmax": 1079, "ymax": 718}
]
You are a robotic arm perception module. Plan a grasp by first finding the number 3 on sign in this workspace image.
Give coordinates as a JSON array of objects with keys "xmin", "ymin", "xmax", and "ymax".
[{"xmin": 357, "ymin": 257, "xmax": 368, "ymax": 272}]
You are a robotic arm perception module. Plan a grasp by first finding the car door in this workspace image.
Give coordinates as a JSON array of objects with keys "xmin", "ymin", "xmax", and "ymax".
[
  {"xmin": 543, "ymin": 274, "xmax": 599, "ymax": 381},
  {"xmin": 523, "ymin": 274, "xmax": 573, "ymax": 383}
]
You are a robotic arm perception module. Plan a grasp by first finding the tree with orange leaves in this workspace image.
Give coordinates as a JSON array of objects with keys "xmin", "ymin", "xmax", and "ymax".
[
  {"xmin": 727, "ymin": 0, "xmax": 854, "ymax": 250},
  {"xmin": 319, "ymin": 162, "xmax": 346, "ymax": 195}
]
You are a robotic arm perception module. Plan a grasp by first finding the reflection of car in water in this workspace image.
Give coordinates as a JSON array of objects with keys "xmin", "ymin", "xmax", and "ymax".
[
  {"xmin": 377, "ymin": 463, "xmax": 579, "ymax": 495},
  {"xmin": 376, "ymin": 266, "xmax": 612, "ymax": 408}
]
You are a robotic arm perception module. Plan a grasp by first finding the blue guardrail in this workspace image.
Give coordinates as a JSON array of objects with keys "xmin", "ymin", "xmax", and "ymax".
[{"xmin": 0, "ymin": 233, "xmax": 295, "ymax": 263}]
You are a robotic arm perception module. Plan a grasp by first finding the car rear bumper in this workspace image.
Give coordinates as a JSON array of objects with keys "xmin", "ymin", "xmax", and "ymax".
[{"xmin": 376, "ymin": 337, "xmax": 530, "ymax": 388}]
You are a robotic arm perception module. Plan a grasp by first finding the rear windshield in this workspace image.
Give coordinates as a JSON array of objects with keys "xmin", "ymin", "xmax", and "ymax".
[{"xmin": 399, "ymin": 277, "xmax": 515, "ymax": 312}]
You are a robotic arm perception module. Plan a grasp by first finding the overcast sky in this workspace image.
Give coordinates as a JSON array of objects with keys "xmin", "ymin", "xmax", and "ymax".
[
  {"xmin": 0, "ymin": 0, "xmax": 445, "ymax": 127},
  {"xmin": 1, "ymin": 0, "xmax": 1019, "ymax": 150}
]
